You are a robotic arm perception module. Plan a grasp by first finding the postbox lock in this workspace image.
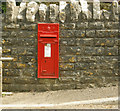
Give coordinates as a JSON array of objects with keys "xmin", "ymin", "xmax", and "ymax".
[{"xmin": 48, "ymin": 26, "xmax": 51, "ymax": 31}]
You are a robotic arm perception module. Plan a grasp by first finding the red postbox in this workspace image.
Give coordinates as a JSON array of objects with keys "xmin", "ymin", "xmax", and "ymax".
[{"xmin": 38, "ymin": 23, "xmax": 59, "ymax": 78}]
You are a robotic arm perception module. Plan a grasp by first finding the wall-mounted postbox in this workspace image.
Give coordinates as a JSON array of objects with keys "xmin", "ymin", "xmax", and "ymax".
[{"xmin": 38, "ymin": 23, "xmax": 59, "ymax": 78}]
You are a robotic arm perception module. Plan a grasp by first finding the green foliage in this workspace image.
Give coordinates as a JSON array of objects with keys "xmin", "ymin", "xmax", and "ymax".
[
  {"xmin": 2, "ymin": 2, "xmax": 6, "ymax": 13},
  {"xmin": 100, "ymin": 3, "xmax": 111, "ymax": 11}
]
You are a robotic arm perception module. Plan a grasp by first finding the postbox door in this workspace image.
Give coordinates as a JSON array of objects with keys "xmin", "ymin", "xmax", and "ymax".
[{"xmin": 38, "ymin": 42, "xmax": 56, "ymax": 77}]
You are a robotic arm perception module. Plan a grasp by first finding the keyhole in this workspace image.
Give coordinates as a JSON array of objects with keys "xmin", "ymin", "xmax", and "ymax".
[{"xmin": 45, "ymin": 60, "xmax": 46, "ymax": 63}]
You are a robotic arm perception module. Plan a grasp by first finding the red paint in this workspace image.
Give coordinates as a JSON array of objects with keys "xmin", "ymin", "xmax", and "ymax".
[{"xmin": 38, "ymin": 23, "xmax": 59, "ymax": 78}]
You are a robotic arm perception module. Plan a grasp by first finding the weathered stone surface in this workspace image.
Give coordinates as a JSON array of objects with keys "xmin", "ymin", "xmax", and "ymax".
[
  {"xmin": 105, "ymin": 22, "xmax": 119, "ymax": 29},
  {"xmin": 60, "ymin": 46, "xmax": 76, "ymax": 55},
  {"xmin": 39, "ymin": 4, "xmax": 47, "ymax": 22},
  {"xmin": 96, "ymin": 30, "xmax": 118, "ymax": 37},
  {"xmin": 100, "ymin": 9, "xmax": 111, "ymax": 20},
  {"xmin": 75, "ymin": 30, "xmax": 85, "ymax": 37},
  {"xmin": 2, "ymin": 2, "xmax": 119, "ymax": 92},
  {"xmin": 88, "ymin": 22, "xmax": 104, "ymax": 29},
  {"xmin": 17, "ymin": 38, "xmax": 35, "ymax": 46},
  {"xmin": 76, "ymin": 38, "xmax": 94, "ymax": 46},
  {"xmin": 50, "ymin": 4, "xmax": 58, "ymax": 22},
  {"xmin": 4, "ymin": 24, "xmax": 20, "ymax": 29},
  {"xmin": 110, "ymin": 0, "xmax": 119, "ymax": 21},
  {"xmin": 60, "ymin": 63, "xmax": 75, "ymax": 70},
  {"xmin": 3, "ymin": 69, "xmax": 20, "ymax": 77},
  {"xmin": 79, "ymin": 0, "xmax": 92, "ymax": 20},
  {"xmin": 0, "ymin": 47, "xmax": 2, "ymax": 57},
  {"xmin": 95, "ymin": 47, "xmax": 105, "ymax": 56},
  {"xmin": 59, "ymin": 30, "xmax": 75, "ymax": 37},
  {"xmin": 59, "ymin": 1, "xmax": 67, "ymax": 23},
  {"xmin": 95, "ymin": 38, "xmax": 115, "ymax": 46},
  {"xmin": 17, "ymin": 1, "xmax": 27, "ymax": 21},
  {"xmin": 105, "ymin": 47, "xmax": 118, "ymax": 56},
  {"xmin": 60, "ymin": 23, "xmax": 75, "ymax": 29},
  {"xmin": 21, "ymin": 24, "xmax": 37, "ymax": 30},
  {"xmin": 59, "ymin": 55, "xmax": 76, "ymax": 63},
  {"xmin": 59, "ymin": 38, "xmax": 75, "ymax": 46},
  {"xmin": 75, "ymin": 63, "xmax": 91, "ymax": 70},
  {"xmin": 26, "ymin": 1, "xmax": 39, "ymax": 22},
  {"xmin": 93, "ymin": 0, "xmax": 100, "ymax": 20},
  {"xmin": 70, "ymin": 1, "xmax": 81, "ymax": 22},
  {"xmin": 86, "ymin": 30, "xmax": 95, "ymax": 38},
  {"xmin": 6, "ymin": 0, "xmax": 16, "ymax": 23},
  {"xmin": 76, "ymin": 22, "xmax": 88, "ymax": 29}
]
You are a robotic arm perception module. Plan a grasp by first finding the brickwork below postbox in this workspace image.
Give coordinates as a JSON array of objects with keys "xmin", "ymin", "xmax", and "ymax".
[{"xmin": 1, "ymin": 1, "xmax": 120, "ymax": 92}]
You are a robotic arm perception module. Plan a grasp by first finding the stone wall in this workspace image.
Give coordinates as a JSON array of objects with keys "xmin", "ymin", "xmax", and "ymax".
[
  {"xmin": 0, "ymin": 1, "xmax": 2, "ymax": 95},
  {"xmin": 2, "ymin": 0, "xmax": 120, "ymax": 92}
]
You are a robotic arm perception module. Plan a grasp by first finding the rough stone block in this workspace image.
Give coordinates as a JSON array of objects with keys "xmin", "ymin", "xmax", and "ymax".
[
  {"xmin": 59, "ymin": 55, "xmax": 76, "ymax": 63},
  {"xmin": 70, "ymin": 1, "xmax": 81, "ymax": 22},
  {"xmin": 110, "ymin": 0, "xmax": 119, "ymax": 21},
  {"xmin": 4, "ymin": 24, "xmax": 20, "ymax": 29},
  {"xmin": 59, "ymin": 63, "xmax": 75, "ymax": 70},
  {"xmin": 60, "ymin": 70, "xmax": 78, "ymax": 77},
  {"xmin": 26, "ymin": 48, "xmax": 35, "ymax": 55},
  {"xmin": 39, "ymin": 4, "xmax": 47, "ymax": 22},
  {"xmin": 105, "ymin": 22, "xmax": 119, "ymax": 29},
  {"xmin": 76, "ymin": 46, "xmax": 84, "ymax": 55},
  {"xmin": 2, "ymin": 49, "xmax": 11, "ymax": 54},
  {"xmin": 60, "ymin": 23, "xmax": 75, "ymax": 30},
  {"xmin": 84, "ymin": 47, "xmax": 96, "ymax": 56},
  {"xmin": 22, "ymin": 68, "xmax": 35, "ymax": 77},
  {"xmin": 105, "ymin": 47, "xmax": 118, "ymax": 56},
  {"xmin": 3, "ymin": 77, "xmax": 15, "ymax": 84},
  {"xmin": 75, "ymin": 63, "xmax": 90, "ymax": 70},
  {"xmin": 96, "ymin": 30, "xmax": 118, "ymax": 37},
  {"xmin": 18, "ymin": 31, "xmax": 36, "ymax": 38},
  {"xmin": 21, "ymin": 24, "xmax": 37, "ymax": 30},
  {"xmin": 76, "ymin": 38, "xmax": 94, "ymax": 46},
  {"xmin": 17, "ymin": 48, "xmax": 26, "ymax": 55},
  {"xmin": 17, "ymin": 38, "xmax": 35, "ymax": 46},
  {"xmin": 86, "ymin": 30, "xmax": 95, "ymax": 38},
  {"xmin": 11, "ymin": 48, "xmax": 18, "ymax": 55},
  {"xmin": 95, "ymin": 38, "xmax": 115, "ymax": 46},
  {"xmin": 76, "ymin": 56, "xmax": 97, "ymax": 62},
  {"xmin": 79, "ymin": 0, "xmax": 92, "ymax": 20},
  {"xmin": 75, "ymin": 30, "xmax": 85, "ymax": 37},
  {"xmin": 3, "ymin": 69, "xmax": 21, "ymax": 76},
  {"xmin": 95, "ymin": 47, "xmax": 105, "ymax": 56},
  {"xmin": 59, "ymin": 1, "xmax": 67, "ymax": 23},
  {"xmin": 59, "ymin": 38, "xmax": 75, "ymax": 46},
  {"xmin": 19, "ymin": 56, "xmax": 36, "ymax": 63},
  {"xmin": 26, "ymin": 1, "xmax": 39, "ymax": 22},
  {"xmin": 17, "ymin": 2, "xmax": 27, "ymax": 21},
  {"xmin": 93, "ymin": 0, "xmax": 101, "ymax": 20},
  {"xmin": 88, "ymin": 22, "xmax": 104, "ymax": 29},
  {"xmin": 1, "ymin": 32, "xmax": 10, "ymax": 38},
  {"xmin": 50, "ymin": 4, "xmax": 58, "ymax": 22},
  {"xmin": 60, "ymin": 46, "xmax": 76, "ymax": 55},
  {"xmin": 100, "ymin": 9, "xmax": 111, "ymax": 20},
  {"xmin": 76, "ymin": 22, "xmax": 88, "ymax": 29},
  {"xmin": 59, "ymin": 30, "xmax": 75, "ymax": 38},
  {"xmin": 6, "ymin": 0, "xmax": 16, "ymax": 23},
  {"xmin": 2, "ymin": 38, "xmax": 17, "ymax": 46},
  {"xmin": 2, "ymin": 62, "xmax": 12, "ymax": 69}
]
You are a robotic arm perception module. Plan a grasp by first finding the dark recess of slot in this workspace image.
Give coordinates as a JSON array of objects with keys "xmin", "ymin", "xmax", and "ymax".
[{"xmin": 40, "ymin": 37, "xmax": 56, "ymax": 38}]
